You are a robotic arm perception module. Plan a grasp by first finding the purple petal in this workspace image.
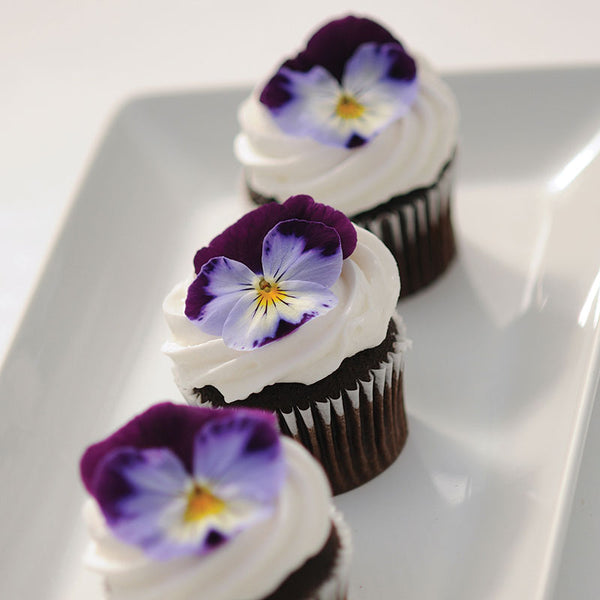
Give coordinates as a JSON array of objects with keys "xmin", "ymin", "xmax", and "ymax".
[
  {"xmin": 344, "ymin": 42, "xmax": 416, "ymax": 89},
  {"xmin": 344, "ymin": 77, "xmax": 418, "ymax": 144},
  {"xmin": 193, "ymin": 413, "xmax": 284, "ymax": 502},
  {"xmin": 192, "ymin": 195, "xmax": 356, "ymax": 276},
  {"xmin": 93, "ymin": 447, "xmax": 188, "ymax": 526},
  {"xmin": 104, "ymin": 447, "xmax": 230, "ymax": 560},
  {"xmin": 260, "ymin": 63, "xmax": 337, "ymax": 119},
  {"xmin": 267, "ymin": 66, "xmax": 372, "ymax": 148},
  {"xmin": 185, "ymin": 257, "xmax": 256, "ymax": 334},
  {"xmin": 347, "ymin": 134, "xmax": 367, "ymax": 148},
  {"xmin": 118, "ymin": 449, "xmax": 189, "ymax": 498},
  {"xmin": 221, "ymin": 279, "xmax": 337, "ymax": 351},
  {"xmin": 301, "ymin": 15, "xmax": 402, "ymax": 81},
  {"xmin": 334, "ymin": 43, "xmax": 419, "ymax": 144},
  {"xmin": 90, "ymin": 446, "xmax": 224, "ymax": 560},
  {"xmin": 260, "ymin": 15, "xmax": 402, "ymax": 103},
  {"xmin": 89, "ymin": 447, "xmax": 203, "ymax": 560},
  {"xmin": 262, "ymin": 219, "xmax": 342, "ymax": 288},
  {"xmin": 281, "ymin": 195, "xmax": 356, "ymax": 259},
  {"xmin": 81, "ymin": 403, "xmax": 249, "ymax": 491},
  {"xmin": 385, "ymin": 44, "xmax": 418, "ymax": 81},
  {"xmin": 259, "ymin": 72, "xmax": 295, "ymax": 110},
  {"xmin": 265, "ymin": 65, "xmax": 349, "ymax": 146}
]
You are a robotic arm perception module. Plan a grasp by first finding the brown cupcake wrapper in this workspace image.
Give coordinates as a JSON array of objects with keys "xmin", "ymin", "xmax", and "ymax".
[
  {"xmin": 351, "ymin": 156, "xmax": 456, "ymax": 298},
  {"xmin": 274, "ymin": 324, "xmax": 408, "ymax": 495}
]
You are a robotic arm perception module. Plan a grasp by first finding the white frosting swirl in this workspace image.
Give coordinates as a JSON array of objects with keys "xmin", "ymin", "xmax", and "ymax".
[
  {"xmin": 234, "ymin": 56, "xmax": 459, "ymax": 216},
  {"xmin": 162, "ymin": 226, "xmax": 399, "ymax": 403},
  {"xmin": 83, "ymin": 438, "xmax": 333, "ymax": 600}
]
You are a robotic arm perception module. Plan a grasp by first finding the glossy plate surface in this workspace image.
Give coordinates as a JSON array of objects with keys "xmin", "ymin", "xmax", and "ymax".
[{"xmin": 1, "ymin": 68, "xmax": 600, "ymax": 599}]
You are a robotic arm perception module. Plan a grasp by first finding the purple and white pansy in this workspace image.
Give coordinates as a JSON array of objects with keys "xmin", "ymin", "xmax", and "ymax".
[
  {"xmin": 185, "ymin": 195, "xmax": 357, "ymax": 351},
  {"xmin": 80, "ymin": 403, "xmax": 285, "ymax": 560},
  {"xmin": 260, "ymin": 15, "xmax": 418, "ymax": 148}
]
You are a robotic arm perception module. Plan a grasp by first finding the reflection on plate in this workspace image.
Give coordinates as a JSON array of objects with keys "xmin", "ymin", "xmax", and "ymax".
[{"xmin": 1, "ymin": 67, "xmax": 600, "ymax": 599}]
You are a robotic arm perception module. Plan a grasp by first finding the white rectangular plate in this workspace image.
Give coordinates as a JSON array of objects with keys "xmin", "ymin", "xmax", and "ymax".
[{"xmin": 2, "ymin": 67, "xmax": 600, "ymax": 600}]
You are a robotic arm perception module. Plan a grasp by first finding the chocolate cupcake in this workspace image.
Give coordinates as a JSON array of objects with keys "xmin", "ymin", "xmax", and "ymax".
[
  {"xmin": 235, "ymin": 15, "xmax": 459, "ymax": 297},
  {"xmin": 163, "ymin": 195, "xmax": 409, "ymax": 494},
  {"xmin": 80, "ymin": 403, "xmax": 352, "ymax": 599}
]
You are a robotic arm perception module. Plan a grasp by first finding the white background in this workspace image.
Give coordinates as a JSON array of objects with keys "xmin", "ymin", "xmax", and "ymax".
[{"xmin": 2, "ymin": 1, "xmax": 600, "ymax": 597}]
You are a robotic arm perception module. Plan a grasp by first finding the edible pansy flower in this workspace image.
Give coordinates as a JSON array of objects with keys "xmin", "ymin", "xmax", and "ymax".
[
  {"xmin": 185, "ymin": 195, "xmax": 357, "ymax": 351},
  {"xmin": 80, "ymin": 403, "xmax": 285, "ymax": 560},
  {"xmin": 260, "ymin": 15, "xmax": 418, "ymax": 148}
]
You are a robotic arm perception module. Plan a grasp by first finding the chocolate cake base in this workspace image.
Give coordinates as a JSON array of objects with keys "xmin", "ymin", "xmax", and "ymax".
[
  {"xmin": 247, "ymin": 155, "xmax": 456, "ymax": 299},
  {"xmin": 194, "ymin": 317, "xmax": 408, "ymax": 495}
]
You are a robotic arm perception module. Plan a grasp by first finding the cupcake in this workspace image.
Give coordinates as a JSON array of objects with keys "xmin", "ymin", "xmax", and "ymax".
[
  {"xmin": 163, "ymin": 195, "xmax": 409, "ymax": 494},
  {"xmin": 79, "ymin": 402, "xmax": 352, "ymax": 599},
  {"xmin": 234, "ymin": 14, "xmax": 459, "ymax": 297}
]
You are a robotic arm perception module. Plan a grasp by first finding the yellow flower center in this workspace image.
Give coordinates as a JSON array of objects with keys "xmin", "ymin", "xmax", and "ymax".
[
  {"xmin": 256, "ymin": 278, "xmax": 287, "ymax": 308},
  {"xmin": 335, "ymin": 94, "xmax": 365, "ymax": 120},
  {"xmin": 183, "ymin": 484, "xmax": 225, "ymax": 523}
]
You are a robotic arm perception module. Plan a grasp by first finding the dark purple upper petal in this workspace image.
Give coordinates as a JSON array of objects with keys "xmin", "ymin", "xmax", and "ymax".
[
  {"xmin": 192, "ymin": 195, "xmax": 356, "ymax": 275},
  {"xmin": 80, "ymin": 402, "xmax": 278, "ymax": 495},
  {"xmin": 301, "ymin": 15, "xmax": 401, "ymax": 81},
  {"xmin": 385, "ymin": 44, "xmax": 418, "ymax": 81},
  {"xmin": 260, "ymin": 15, "xmax": 412, "ymax": 109}
]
